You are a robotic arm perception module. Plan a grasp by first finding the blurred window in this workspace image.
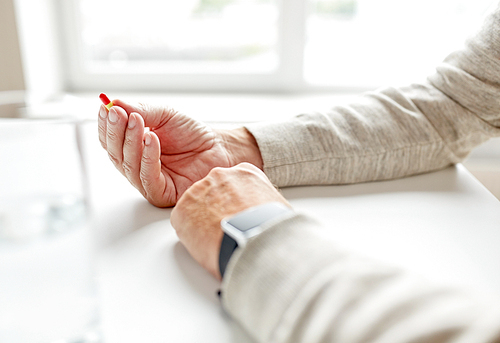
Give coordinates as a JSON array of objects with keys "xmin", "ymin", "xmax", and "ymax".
[
  {"xmin": 64, "ymin": 0, "xmax": 495, "ymax": 91},
  {"xmin": 305, "ymin": 0, "xmax": 495, "ymax": 87},
  {"xmin": 77, "ymin": 0, "xmax": 279, "ymax": 74}
]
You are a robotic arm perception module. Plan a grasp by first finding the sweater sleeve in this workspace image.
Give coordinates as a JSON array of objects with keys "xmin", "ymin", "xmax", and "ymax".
[
  {"xmin": 245, "ymin": 5, "xmax": 500, "ymax": 188},
  {"xmin": 221, "ymin": 213, "xmax": 500, "ymax": 343}
]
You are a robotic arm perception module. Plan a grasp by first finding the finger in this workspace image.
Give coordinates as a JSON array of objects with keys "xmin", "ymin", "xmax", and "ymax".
[
  {"xmin": 122, "ymin": 112, "xmax": 146, "ymax": 195},
  {"xmin": 106, "ymin": 106, "xmax": 129, "ymax": 174},
  {"xmin": 141, "ymin": 132, "xmax": 169, "ymax": 207},
  {"xmin": 98, "ymin": 104, "xmax": 108, "ymax": 149},
  {"xmin": 112, "ymin": 98, "xmax": 177, "ymax": 128}
]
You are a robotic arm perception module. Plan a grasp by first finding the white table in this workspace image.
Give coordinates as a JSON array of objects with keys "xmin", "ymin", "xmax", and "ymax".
[{"xmin": 78, "ymin": 120, "xmax": 500, "ymax": 343}]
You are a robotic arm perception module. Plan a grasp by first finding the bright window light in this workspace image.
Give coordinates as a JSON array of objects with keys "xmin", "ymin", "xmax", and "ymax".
[
  {"xmin": 60, "ymin": 0, "xmax": 496, "ymax": 91},
  {"xmin": 77, "ymin": 0, "xmax": 279, "ymax": 74},
  {"xmin": 305, "ymin": 0, "xmax": 495, "ymax": 88}
]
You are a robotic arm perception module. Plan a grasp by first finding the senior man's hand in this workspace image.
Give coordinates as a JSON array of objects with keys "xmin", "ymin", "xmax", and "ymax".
[
  {"xmin": 98, "ymin": 99, "xmax": 263, "ymax": 207},
  {"xmin": 170, "ymin": 163, "xmax": 290, "ymax": 280}
]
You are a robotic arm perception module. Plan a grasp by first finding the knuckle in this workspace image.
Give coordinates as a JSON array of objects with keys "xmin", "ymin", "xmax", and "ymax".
[
  {"xmin": 108, "ymin": 153, "xmax": 121, "ymax": 166},
  {"xmin": 141, "ymin": 179, "xmax": 154, "ymax": 192},
  {"xmin": 236, "ymin": 162, "xmax": 258, "ymax": 172},
  {"xmin": 190, "ymin": 178, "xmax": 206, "ymax": 190},
  {"xmin": 123, "ymin": 134, "xmax": 135, "ymax": 148},
  {"xmin": 236, "ymin": 163, "xmax": 263, "ymax": 178},
  {"xmin": 139, "ymin": 170, "xmax": 153, "ymax": 186},
  {"xmin": 141, "ymin": 153, "xmax": 153, "ymax": 164},
  {"xmin": 138, "ymin": 102, "xmax": 156, "ymax": 116},
  {"xmin": 98, "ymin": 119, "xmax": 106, "ymax": 129},
  {"xmin": 209, "ymin": 166, "xmax": 226, "ymax": 177},
  {"xmin": 238, "ymin": 162, "xmax": 252, "ymax": 168},
  {"xmin": 99, "ymin": 137, "xmax": 107, "ymax": 149},
  {"xmin": 106, "ymin": 129, "xmax": 120, "ymax": 142},
  {"xmin": 187, "ymin": 178, "xmax": 209, "ymax": 196},
  {"xmin": 122, "ymin": 160, "xmax": 135, "ymax": 175}
]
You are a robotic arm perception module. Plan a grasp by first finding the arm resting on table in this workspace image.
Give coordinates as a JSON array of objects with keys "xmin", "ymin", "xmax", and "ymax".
[
  {"xmin": 221, "ymin": 214, "xmax": 500, "ymax": 343},
  {"xmin": 246, "ymin": 6, "xmax": 500, "ymax": 188}
]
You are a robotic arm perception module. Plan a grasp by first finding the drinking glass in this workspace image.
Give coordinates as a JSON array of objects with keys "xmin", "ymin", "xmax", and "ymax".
[{"xmin": 0, "ymin": 119, "xmax": 100, "ymax": 343}]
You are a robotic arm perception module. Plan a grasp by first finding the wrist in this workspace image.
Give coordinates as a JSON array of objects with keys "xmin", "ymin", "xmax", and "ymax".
[{"xmin": 217, "ymin": 127, "xmax": 263, "ymax": 170}]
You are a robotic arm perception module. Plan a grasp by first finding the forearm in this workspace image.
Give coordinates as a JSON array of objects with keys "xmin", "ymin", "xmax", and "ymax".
[
  {"xmin": 240, "ymin": 6, "xmax": 500, "ymax": 188},
  {"xmin": 221, "ymin": 214, "xmax": 500, "ymax": 343}
]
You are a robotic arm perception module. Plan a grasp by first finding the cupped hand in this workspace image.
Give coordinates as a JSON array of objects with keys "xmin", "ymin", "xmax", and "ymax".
[
  {"xmin": 98, "ymin": 99, "xmax": 261, "ymax": 207},
  {"xmin": 170, "ymin": 163, "xmax": 290, "ymax": 280}
]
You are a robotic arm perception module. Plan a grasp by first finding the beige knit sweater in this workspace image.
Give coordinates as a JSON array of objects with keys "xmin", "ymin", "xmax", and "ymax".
[{"xmin": 221, "ymin": 2, "xmax": 500, "ymax": 343}]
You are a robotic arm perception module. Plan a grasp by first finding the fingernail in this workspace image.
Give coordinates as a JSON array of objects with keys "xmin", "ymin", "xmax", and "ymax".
[
  {"xmin": 144, "ymin": 133, "xmax": 151, "ymax": 146},
  {"xmin": 99, "ymin": 106, "xmax": 107, "ymax": 119},
  {"xmin": 108, "ymin": 108, "xmax": 118, "ymax": 123},
  {"xmin": 128, "ymin": 114, "xmax": 136, "ymax": 129}
]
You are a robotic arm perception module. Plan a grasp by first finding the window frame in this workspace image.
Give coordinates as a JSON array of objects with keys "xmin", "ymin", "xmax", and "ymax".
[
  {"xmin": 59, "ymin": 0, "xmax": 492, "ymax": 94},
  {"xmin": 59, "ymin": 0, "xmax": 361, "ymax": 93}
]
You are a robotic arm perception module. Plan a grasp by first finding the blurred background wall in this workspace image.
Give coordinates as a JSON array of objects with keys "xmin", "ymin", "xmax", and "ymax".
[{"xmin": 0, "ymin": 0, "xmax": 25, "ymax": 118}]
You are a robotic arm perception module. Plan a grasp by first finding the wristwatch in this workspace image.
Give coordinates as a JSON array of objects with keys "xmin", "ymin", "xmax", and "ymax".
[{"xmin": 218, "ymin": 202, "xmax": 293, "ymax": 278}]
